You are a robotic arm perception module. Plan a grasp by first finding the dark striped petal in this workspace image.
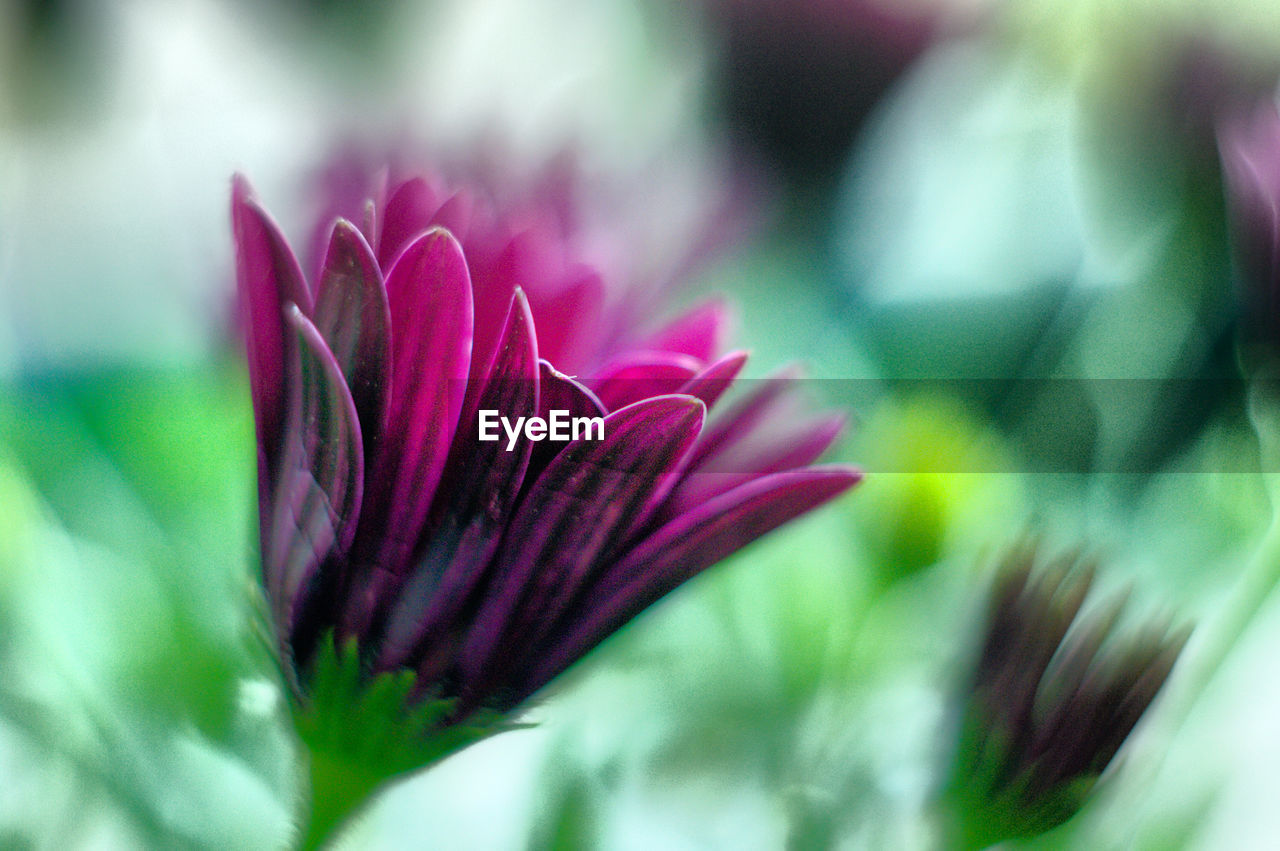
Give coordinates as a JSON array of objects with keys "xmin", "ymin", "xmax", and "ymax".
[
  {"xmin": 267, "ymin": 467, "xmax": 338, "ymax": 683},
  {"xmin": 525, "ymin": 359, "xmax": 608, "ymax": 480},
  {"xmin": 1030, "ymin": 582, "xmax": 1126, "ymax": 761},
  {"xmin": 757, "ymin": 413, "xmax": 847, "ymax": 471},
  {"xmin": 1099, "ymin": 627, "xmax": 1187, "ymax": 761},
  {"xmin": 288, "ymin": 306, "xmax": 365, "ymax": 552},
  {"xmin": 992, "ymin": 564, "xmax": 1092, "ymax": 783},
  {"xmin": 590, "ymin": 350, "xmax": 703, "ymax": 411},
  {"xmin": 671, "ymin": 364, "xmax": 842, "ymax": 512},
  {"xmin": 973, "ymin": 546, "xmax": 1035, "ymax": 689},
  {"xmin": 268, "ymin": 306, "xmax": 364, "ymax": 652},
  {"xmin": 314, "ymin": 219, "xmax": 391, "ymax": 452},
  {"xmin": 362, "ymin": 228, "xmax": 473, "ymax": 577},
  {"xmin": 517, "ymin": 466, "xmax": 860, "ymax": 698},
  {"xmin": 376, "ymin": 290, "xmax": 540, "ymax": 671},
  {"xmin": 538, "ymin": 359, "xmax": 607, "ymax": 419},
  {"xmin": 460, "ymin": 395, "xmax": 707, "ymax": 691},
  {"xmin": 232, "ymin": 175, "xmax": 313, "ymax": 504}
]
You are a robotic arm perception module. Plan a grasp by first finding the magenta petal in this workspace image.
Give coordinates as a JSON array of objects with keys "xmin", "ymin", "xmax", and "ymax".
[
  {"xmin": 460, "ymin": 395, "xmax": 706, "ymax": 688},
  {"xmin": 304, "ymin": 156, "xmax": 383, "ymax": 280},
  {"xmin": 378, "ymin": 177, "xmax": 442, "ymax": 268},
  {"xmin": 670, "ymin": 412, "xmax": 847, "ymax": 511},
  {"xmin": 432, "ymin": 191, "xmax": 474, "ymax": 243},
  {"xmin": 744, "ymin": 413, "xmax": 846, "ymax": 474},
  {"xmin": 470, "ymin": 231, "xmax": 598, "ymax": 375},
  {"xmin": 590, "ymin": 350, "xmax": 703, "ymax": 411},
  {"xmin": 376, "ymin": 290, "xmax": 540, "ymax": 671},
  {"xmin": 676, "ymin": 350, "xmax": 749, "ymax": 412},
  {"xmin": 527, "ymin": 267, "xmax": 605, "ymax": 371},
  {"xmin": 267, "ymin": 306, "xmax": 365, "ymax": 650},
  {"xmin": 520, "ymin": 466, "xmax": 861, "ymax": 696},
  {"xmin": 685, "ymin": 364, "xmax": 803, "ymax": 471},
  {"xmin": 641, "ymin": 298, "xmax": 732, "ymax": 362},
  {"xmin": 232, "ymin": 175, "xmax": 313, "ymax": 499},
  {"xmin": 361, "ymin": 228, "xmax": 474, "ymax": 576},
  {"xmin": 313, "ymin": 219, "xmax": 391, "ymax": 450},
  {"xmin": 467, "ymin": 234, "xmax": 528, "ymax": 378}
]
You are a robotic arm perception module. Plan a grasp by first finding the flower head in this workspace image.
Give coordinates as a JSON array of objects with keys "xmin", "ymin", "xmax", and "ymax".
[
  {"xmin": 231, "ymin": 167, "xmax": 859, "ymax": 741},
  {"xmin": 943, "ymin": 545, "xmax": 1187, "ymax": 849}
]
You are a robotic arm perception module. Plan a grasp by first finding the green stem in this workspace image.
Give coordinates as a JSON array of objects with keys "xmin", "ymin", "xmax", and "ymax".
[
  {"xmin": 1168, "ymin": 379, "xmax": 1280, "ymax": 712},
  {"xmin": 1176, "ymin": 493, "xmax": 1280, "ymax": 702},
  {"xmin": 298, "ymin": 748, "xmax": 384, "ymax": 851},
  {"xmin": 1105, "ymin": 378, "xmax": 1280, "ymax": 840}
]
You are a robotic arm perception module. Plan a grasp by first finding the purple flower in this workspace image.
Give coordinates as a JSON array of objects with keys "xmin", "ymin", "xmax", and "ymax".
[
  {"xmin": 943, "ymin": 545, "xmax": 1187, "ymax": 849},
  {"xmin": 1220, "ymin": 100, "xmax": 1280, "ymax": 349},
  {"xmin": 231, "ymin": 169, "xmax": 859, "ymax": 729}
]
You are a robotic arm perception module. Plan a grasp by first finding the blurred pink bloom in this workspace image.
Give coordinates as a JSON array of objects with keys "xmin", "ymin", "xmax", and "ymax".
[{"xmin": 1220, "ymin": 101, "xmax": 1280, "ymax": 347}]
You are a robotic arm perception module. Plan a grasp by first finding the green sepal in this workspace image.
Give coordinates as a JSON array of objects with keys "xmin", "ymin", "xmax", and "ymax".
[
  {"xmin": 290, "ymin": 633, "xmax": 520, "ymax": 849},
  {"xmin": 941, "ymin": 707, "xmax": 1097, "ymax": 851}
]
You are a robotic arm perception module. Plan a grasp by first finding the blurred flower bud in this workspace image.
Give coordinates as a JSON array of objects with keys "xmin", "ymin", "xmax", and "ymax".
[{"xmin": 942, "ymin": 545, "xmax": 1187, "ymax": 849}]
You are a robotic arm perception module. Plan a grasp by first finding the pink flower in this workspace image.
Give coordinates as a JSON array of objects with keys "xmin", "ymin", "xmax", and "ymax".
[{"xmin": 232, "ymin": 166, "xmax": 859, "ymax": 725}]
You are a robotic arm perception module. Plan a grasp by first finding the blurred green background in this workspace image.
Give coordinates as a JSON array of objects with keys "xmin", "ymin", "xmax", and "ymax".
[{"xmin": 5, "ymin": 0, "xmax": 1280, "ymax": 847}]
